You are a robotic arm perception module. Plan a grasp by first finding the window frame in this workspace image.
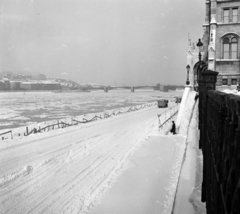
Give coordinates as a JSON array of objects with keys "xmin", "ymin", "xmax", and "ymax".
[
  {"xmin": 231, "ymin": 78, "xmax": 237, "ymax": 85},
  {"xmin": 223, "ymin": 8, "xmax": 230, "ymax": 23},
  {"xmin": 232, "ymin": 8, "xmax": 238, "ymax": 23},
  {"xmin": 231, "ymin": 38, "xmax": 238, "ymax": 59},
  {"xmin": 222, "ymin": 79, "xmax": 228, "ymax": 85},
  {"xmin": 223, "ymin": 37, "xmax": 230, "ymax": 59},
  {"xmin": 222, "ymin": 7, "xmax": 239, "ymax": 23},
  {"xmin": 222, "ymin": 35, "xmax": 238, "ymax": 59}
]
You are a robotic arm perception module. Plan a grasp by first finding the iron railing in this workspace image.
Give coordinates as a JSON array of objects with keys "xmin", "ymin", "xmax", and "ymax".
[
  {"xmin": 200, "ymin": 90, "xmax": 240, "ymax": 214},
  {"xmin": 196, "ymin": 67, "xmax": 240, "ymax": 214},
  {"xmin": 157, "ymin": 104, "xmax": 179, "ymax": 130}
]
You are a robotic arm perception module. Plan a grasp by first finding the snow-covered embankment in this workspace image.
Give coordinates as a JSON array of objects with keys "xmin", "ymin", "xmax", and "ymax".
[
  {"xmin": 173, "ymin": 87, "xmax": 206, "ymax": 214},
  {"xmin": 0, "ymin": 103, "xmax": 176, "ymax": 214}
]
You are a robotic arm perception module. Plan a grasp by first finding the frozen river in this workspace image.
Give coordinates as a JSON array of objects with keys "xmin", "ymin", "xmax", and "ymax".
[{"xmin": 0, "ymin": 90, "xmax": 182, "ymax": 130}]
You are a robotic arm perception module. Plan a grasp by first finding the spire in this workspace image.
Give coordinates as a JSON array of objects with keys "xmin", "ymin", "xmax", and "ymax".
[
  {"xmin": 187, "ymin": 33, "xmax": 193, "ymax": 54},
  {"xmin": 188, "ymin": 32, "xmax": 191, "ymax": 47}
]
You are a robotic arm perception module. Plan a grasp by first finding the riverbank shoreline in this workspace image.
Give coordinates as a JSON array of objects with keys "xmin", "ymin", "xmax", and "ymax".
[{"xmin": 0, "ymin": 89, "xmax": 91, "ymax": 93}]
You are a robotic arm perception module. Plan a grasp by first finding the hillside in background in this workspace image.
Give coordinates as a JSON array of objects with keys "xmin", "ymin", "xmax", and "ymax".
[{"xmin": 0, "ymin": 71, "xmax": 184, "ymax": 91}]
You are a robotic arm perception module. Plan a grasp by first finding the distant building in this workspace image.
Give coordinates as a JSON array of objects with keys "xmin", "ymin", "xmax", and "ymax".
[
  {"xmin": 20, "ymin": 82, "xmax": 32, "ymax": 90},
  {"xmin": 41, "ymin": 83, "xmax": 60, "ymax": 90},
  {"xmin": 4, "ymin": 80, "xmax": 10, "ymax": 90},
  {"xmin": 20, "ymin": 82, "xmax": 61, "ymax": 90},
  {"xmin": 0, "ymin": 81, "xmax": 5, "ymax": 90},
  {"xmin": 15, "ymin": 82, "xmax": 21, "ymax": 90},
  {"xmin": 36, "ymin": 74, "xmax": 47, "ymax": 80},
  {"xmin": 154, "ymin": 84, "xmax": 166, "ymax": 91},
  {"xmin": 10, "ymin": 81, "xmax": 16, "ymax": 90},
  {"xmin": 30, "ymin": 83, "xmax": 43, "ymax": 90}
]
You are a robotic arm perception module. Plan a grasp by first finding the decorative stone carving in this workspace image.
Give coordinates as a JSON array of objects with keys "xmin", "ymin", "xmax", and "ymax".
[{"xmin": 208, "ymin": 46, "xmax": 215, "ymax": 59}]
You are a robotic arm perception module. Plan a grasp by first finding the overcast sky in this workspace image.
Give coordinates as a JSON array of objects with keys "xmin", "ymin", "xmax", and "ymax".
[{"xmin": 1, "ymin": 0, "xmax": 205, "ymax": 85}]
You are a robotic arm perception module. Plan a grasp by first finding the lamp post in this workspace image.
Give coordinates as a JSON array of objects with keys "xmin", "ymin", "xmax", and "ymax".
[
  {"xmin": 196, "ymin": 38, "xmax": 203, "ymax": 91},
  {"xmin": 197, "ymin": 38, "xmax": 203, "ymax": 61},
  {"xmin": 186, "ymin": 65, "xmax": 190, "ymax": 85}
]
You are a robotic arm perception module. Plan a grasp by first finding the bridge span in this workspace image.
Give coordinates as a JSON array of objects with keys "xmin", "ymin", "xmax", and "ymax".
[
  {"xmin": 79, "ymin": 85, "xmax": 184, "ymax": 92},
  {"xmin": 80, "ymin": 86, "xmax": 160, "ymax": 92}
]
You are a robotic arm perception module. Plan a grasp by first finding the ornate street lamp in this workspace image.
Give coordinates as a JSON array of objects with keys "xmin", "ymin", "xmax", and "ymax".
[
  {"xmin": 186, "ymin": 65, "xmax": 190, "ymax": 85},
  {"xmin": 196, "ymin": 38, "xmax": 203, "ymax": 91},
  {"xmin": 196, "ymin": 39, "xmax": 203, "ymax": 78},
  {"xmin": 196, "ymin": 38, "xmax": 203, "ymax": 62}
]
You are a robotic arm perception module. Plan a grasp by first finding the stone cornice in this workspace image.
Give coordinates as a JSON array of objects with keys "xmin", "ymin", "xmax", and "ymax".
[
  {"xmin": 218, "ymin": 73, "xmax": 240, "ymax": 75},
  {"xmin": 216, "ymin": 0, "xmax": 240, "ymax": 3},
  {"xmin": 203, "ymin": 22, "xmax": 240, "ymax": 27},
  {"xmin": 216, "ymin": 59, "xmax": 240, "ymax": 61},
  {"xmin": 218, "ymin": 22, "xmax": 240, "ymax": 26},
  {"xmin": 203, "ymin": 23, "xmax": 210, "ymax": 27}
]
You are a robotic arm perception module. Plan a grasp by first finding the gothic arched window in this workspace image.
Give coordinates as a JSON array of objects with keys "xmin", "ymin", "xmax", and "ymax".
[
  {"xmin": 223, "ymin": 38, "xmax": 230, "ymax": 59},
  {"xmin": 231, "ymin": 37, "xmax": 238, "ymax": 59},
  {"xmin": 223, "ymin": 36, "xmax": 238, "ymax": 59}
]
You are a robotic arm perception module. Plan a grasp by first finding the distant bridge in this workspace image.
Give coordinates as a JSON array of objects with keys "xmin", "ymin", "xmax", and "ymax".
[
  {"xmin": 109, "ymin": 86, "xmax": 155, "ymax": 90},
  {"xmin": 78, "ymin": 86, "xmax": 156, "ymax": 92},
  {"xmin": 78, "ymin": 85, "xmax": 184, "ymax": 92}
]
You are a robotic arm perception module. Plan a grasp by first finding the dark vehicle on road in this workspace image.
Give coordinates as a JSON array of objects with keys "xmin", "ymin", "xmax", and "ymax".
[
  {"xmin": 175, "ymin": 97, "xmax": 182, "ymax": 103},
  {"xmin": 157, "ymin": 99, "xmax": 168, "ymax": 108}
]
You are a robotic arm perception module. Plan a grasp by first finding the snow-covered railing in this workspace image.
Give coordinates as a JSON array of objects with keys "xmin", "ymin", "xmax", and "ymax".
[
  {"xmin": 70, "ymin": 102, "xmax": 156, "ymax": 126},
  {"xmin": 157, "ymin": 104, "xmax": 179, "ymax": 130},
  {"xmin": 0, "ymin": 102, "xmax": 157, "ymax": 140},
  {"xmin": 0, "ymin": 130, "xmax": 13, "ymax": 140}
]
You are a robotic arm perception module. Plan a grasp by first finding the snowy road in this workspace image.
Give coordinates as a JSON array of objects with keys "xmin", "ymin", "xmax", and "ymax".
[{"xmin": 0, "ymin": 103, "xmax": 183, "ymax": 214}]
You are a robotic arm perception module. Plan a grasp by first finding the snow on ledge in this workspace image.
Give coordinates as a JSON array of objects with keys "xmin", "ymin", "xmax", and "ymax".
[{"xmin": 221, "ymin": 89, "xmax": 240, "ymax": 95}]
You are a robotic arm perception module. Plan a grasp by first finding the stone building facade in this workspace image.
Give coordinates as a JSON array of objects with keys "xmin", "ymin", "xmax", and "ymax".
[
  {"xmin": 187, "ymin": 0, "xmax": 240, "ymax": 90},
  {"xmin": 203, "ymin": 0, "xmax": 240, "ymax": 89}
]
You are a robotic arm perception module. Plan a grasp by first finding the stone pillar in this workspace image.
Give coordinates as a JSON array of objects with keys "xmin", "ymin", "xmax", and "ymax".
[
  {"xmin": 200, "ymin": 69, "xmax": 219, "ymax": 91},
  {"xmin": 198, "ymin": 69, "xmax": 218, "ymax": 202},
  {"xmin": 199, "ymin": 69, "xmax": 218, "ymax": 148},
  {"xmin": 208, "ymin": 17, "xmax": 217, "ymax": 70}
]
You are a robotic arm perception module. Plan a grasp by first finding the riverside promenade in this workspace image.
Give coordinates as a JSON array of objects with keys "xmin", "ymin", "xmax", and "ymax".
[{"xmin": 0, "ymin": 92, "xmax": 201, "ymax": 214}]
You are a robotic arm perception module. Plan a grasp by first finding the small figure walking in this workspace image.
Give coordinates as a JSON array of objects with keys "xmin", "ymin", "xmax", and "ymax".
[{"xmin": 170, "ymin": 121, "xmax": 176, "ymax": 135}]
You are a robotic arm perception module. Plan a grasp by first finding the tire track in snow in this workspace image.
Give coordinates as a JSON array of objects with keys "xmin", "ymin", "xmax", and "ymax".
[
  {"xmin": 38, "ymin": 134, "xmax": 132, "ymax": 213},
  {"xmin": 40, "ymin": 130, "xmax": 147, "ymax": 213},
  {"xmin": 0, "ymin": 105, "xmax": 169, "ymax": 214},
  {"xmin": 47, "ymin": 118, "xmax": 156, "ymax": 213},
  {"xmin": 1, "ymin": 130, "xmax": 125, "ymax": 212}
]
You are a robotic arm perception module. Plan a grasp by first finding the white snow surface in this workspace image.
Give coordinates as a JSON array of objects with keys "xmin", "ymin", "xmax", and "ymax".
[
  {"xmin": 175, "ymin": 85, "xmax": 191, "ymax": 129},
  {"xmin": 0, "ymin": 102, "xmax": 187, "ymax": 214},
  {"xmin": 179, "ymin": 91, "xmax": 197, "ymax": 135},
  {"xmin": 221, "ymin": 89, "xmax": 240, "ymax": 95},
  {"xmin": 173, "ymin": 94, "xmax": 206, "ymax": 214},
  {"xmin": 90, "ymin": 135, "xmax": 186, "ymax": 214}
]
